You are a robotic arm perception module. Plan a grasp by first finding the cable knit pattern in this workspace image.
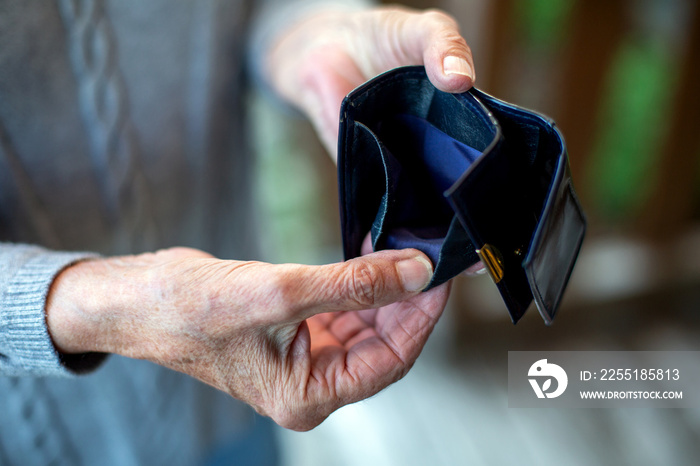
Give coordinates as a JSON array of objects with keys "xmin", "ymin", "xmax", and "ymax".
[
  {"xmin": 57, "ymin": 0, "xmax": 159, "ymax": 248},
  {"xmin": 0, "ymin": 377, "xmax": 81, "ymax": 464}
]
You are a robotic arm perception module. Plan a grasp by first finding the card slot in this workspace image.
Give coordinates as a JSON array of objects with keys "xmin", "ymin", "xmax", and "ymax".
[{"xmin": 341, "ymin": 121, "xmax": 389, "ymax": 259}]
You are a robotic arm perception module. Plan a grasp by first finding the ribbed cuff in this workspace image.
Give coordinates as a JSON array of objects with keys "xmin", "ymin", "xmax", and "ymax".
[{"xmin": 1, "ymin": 249, "xmax": 106, "ymax": 377}]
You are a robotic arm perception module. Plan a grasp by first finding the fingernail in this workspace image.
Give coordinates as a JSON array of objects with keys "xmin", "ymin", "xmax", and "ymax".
[
  {"xmin": 397, "ymin": 257, "xmax": 433, "ymax": 292},
  {"xmin": 443, "ymin": 56, "xmax": 473, "ymax": 80}
]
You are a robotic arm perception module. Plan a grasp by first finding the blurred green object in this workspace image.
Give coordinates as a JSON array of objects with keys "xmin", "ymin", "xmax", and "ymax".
[
  {"xmin": 516, "ymin": 0, "xmax": 574, "ymax": 50},
  {"xmin": 588, "ymin": 38, "xmax": 675, "ymax": 222},
  {"xmin": 517, "ymin": 0, "xmax": 682, "ymax": 224}
]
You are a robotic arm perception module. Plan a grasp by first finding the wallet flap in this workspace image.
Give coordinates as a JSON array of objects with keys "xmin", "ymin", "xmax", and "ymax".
[
  {"xmin": 461, "ymin": 89, "xmax": 586, "ymax": 324},
  {"xmin": 445, "ymin": 121, "xmax": 536, "ymax": 323}
]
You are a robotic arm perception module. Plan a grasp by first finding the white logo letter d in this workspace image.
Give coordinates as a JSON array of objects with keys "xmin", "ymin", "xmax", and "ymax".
[{"xmin": 528, "ymin": 359, "xmax": 568, "ymax": 399}]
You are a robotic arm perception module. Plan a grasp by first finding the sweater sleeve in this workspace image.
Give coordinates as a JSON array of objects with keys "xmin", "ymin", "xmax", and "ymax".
[{"xmin": 0, "ymin": 243, "xmax": 106, "ymax": 377}]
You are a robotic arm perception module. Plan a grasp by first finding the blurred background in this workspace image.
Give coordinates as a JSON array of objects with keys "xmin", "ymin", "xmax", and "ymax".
[{"xmin": 250, "ymin": 0, "xmax": 700, "ymax": 464}]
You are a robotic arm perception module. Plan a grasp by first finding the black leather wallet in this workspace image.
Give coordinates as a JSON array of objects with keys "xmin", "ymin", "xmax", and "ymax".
[{"xmin": 337, "ymin": 66, "xmax": 586, "ymax": 324}]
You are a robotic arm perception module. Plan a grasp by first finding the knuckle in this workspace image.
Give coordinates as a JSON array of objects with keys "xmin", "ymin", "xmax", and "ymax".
[
  {"xmin": 421, "ymin": 9, "xmax": 458, "ymax": 28},
  {"xmin": 346, "ymin": 261, "xmax": 385, "ymax": 308},
  {"xmin": 420, "ymin": 9, "xmax": 470, "ymax": 50},
  {"xmin": 449, "ymin": 34, "xmax": 470, "ymax": 51}
]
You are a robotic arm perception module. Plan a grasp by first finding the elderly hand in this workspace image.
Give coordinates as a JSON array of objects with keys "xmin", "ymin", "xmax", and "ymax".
[
  {"xmin": 46, "ymin": 246, "xmax": 449, "ymax": 430},
  {"xmin": 266, "ymin": 5, "xmax": 475, "ymax": 157}
]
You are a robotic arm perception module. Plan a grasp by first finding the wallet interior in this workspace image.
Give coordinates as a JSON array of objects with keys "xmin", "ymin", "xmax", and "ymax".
[
  {"xmin": 339, "ymin": 76, "xmax": 498, "ymax": 285},
  {"xmin": 339, "ymin": 67, "xmax": 586, "ymax": 324}
]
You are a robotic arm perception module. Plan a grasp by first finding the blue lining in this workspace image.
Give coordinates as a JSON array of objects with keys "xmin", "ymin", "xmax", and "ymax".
[{"xmin": 371, "ymin": 113, "xmax": 482, "ymax": 266}]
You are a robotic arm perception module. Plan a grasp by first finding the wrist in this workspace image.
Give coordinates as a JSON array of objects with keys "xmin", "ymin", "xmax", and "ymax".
[{"xmin": 45, "ymin": 257, "xmax": 135, "ymax": 356}]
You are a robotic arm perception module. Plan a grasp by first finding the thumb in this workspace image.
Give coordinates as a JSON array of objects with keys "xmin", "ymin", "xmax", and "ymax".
[
  {"xmin": 292, "ymin": 249, "xmax": 434, "ymax": 318},
  {"xmin": 407, "ymin": 10, "xmax": 475, "ymax": 93},
  {"xmin": 362, "ymin": 8, "xmax": 475, "ymax": 93},
  {"xmin": 421, "ymin": 11, "xmax": 475, "ymax": 93}
]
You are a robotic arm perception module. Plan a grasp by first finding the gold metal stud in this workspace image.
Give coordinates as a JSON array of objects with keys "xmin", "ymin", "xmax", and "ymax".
[{"xmin": 476, "ymin": 243, "xmax": 505, "ymax": 284}]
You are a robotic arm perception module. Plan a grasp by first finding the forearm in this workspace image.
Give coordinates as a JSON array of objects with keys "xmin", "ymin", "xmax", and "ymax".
[{"xmin": 44, "ymin": 248, "xmax": 213, "ymax": 364}]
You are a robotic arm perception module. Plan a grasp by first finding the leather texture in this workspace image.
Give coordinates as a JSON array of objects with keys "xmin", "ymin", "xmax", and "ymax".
[{"xmin": 338, "ymin": 66, "xmax": 586, "ymax": 324}]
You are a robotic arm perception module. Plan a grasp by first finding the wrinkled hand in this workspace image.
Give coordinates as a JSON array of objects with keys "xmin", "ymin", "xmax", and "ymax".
[
  {"xmin": 46, "ymin": 247, "xmax": 449, "ymax": 430},
  {"xmin": 267, "ymin": 5, "xmax": 475, "ymax": 157}
]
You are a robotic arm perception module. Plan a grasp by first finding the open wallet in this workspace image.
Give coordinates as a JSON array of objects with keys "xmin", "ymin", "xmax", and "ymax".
[{"xmin": 337, "ymin": 66, "xmax": 586, "ymax": 324}]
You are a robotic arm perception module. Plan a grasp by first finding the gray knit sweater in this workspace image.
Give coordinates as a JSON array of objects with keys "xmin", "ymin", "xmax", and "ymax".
[{"xmin": 0, "ymin": 0, "xmax": 364, "ymax": 464}]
